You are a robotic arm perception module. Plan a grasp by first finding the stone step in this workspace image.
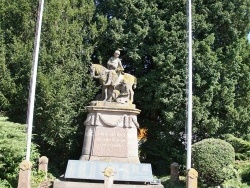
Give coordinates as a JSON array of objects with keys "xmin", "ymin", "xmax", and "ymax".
[{"xmin": 53, "ymin": 179, "xmax": 164, "ymax": 188}]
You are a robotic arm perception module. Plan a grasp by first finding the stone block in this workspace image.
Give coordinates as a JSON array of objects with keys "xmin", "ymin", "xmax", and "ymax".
[
  {"xmin": 65, "ymin": 160, "xmax": 153, "ymax": 182},
  {"xmin": 186, "ymin": 168, "xmax": 198, "ymax": 188},
  {"xmin": 18, "ymin": 160, "xmax": 32, "ymax": 188},
  {"xmin": 53, "ymin": 179, "xmax": 164, "ymax": 188},
  {"xmin": 170, "ymin": 162, "xmax": 179, "ymax": 184},
  {"xmin": 39, "ymin": 156, "xmax": 48, "ymax": 171}
]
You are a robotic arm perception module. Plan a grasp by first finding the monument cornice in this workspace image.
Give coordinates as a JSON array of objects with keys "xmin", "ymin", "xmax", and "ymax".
[{"xmin": 86, "ymin": 101, "xmax": 141, "ymax": 115}]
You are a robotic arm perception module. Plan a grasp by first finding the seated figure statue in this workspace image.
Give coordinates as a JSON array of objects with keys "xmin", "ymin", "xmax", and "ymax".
[
  {"xmin": 90, "ymin": 50, "xmax": 136, "ymax": 104},
  {"xmin": 105, "ymin": 50, "xmax": 124, "ymax": 86}
]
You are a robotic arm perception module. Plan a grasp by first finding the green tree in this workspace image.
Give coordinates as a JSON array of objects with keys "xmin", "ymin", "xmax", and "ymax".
[
  {"xmin": 0, "ymin": 0, "xmax": 106, "ymax": 171},
  {"xmin": 94, "ymin": 0, "xmax": 250, "ymax": 174},
  {"xmin": 192, "ymin": 0, "xmax": 250, "ymax": 139},
  {"xmin": 94, "ymin": 0, "xmax": 187, "ymax": 174},
  {"xmin": 1, "ymin": 0, "xmax": 250, "ymax": 176},
  {"xmin": 0, "ymin": 0, "xmax": 37, "ymax": 120},
  {"xmin": 33, "ymin": 0, "xmax": 106, "ymax": 170},
  {"xmin": 0, "ymin": 28, "xmax": 15, "ymax": 111}
]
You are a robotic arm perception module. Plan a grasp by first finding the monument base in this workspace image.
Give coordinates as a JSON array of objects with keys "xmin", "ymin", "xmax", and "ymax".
[
  {"xmin": 53, "ymin": 179, "xmax": 164, "ymax": 188},
  {"xmin": 81, "ymin": 103, "xmax": 141, "ymax": 163},
  {"xmin": 64, "ymin": 160, "xmax": 154, "ymax": 182},
  {"xmin": 54, "ymin": 160, "xmax": 164, "ymax": 188}
]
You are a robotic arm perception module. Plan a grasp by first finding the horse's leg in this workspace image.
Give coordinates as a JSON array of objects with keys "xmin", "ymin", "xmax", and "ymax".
[
  {"xmin": 129, "ymin": 87, "xmax": 134, "ymax": 103},
  {"xmin": 107, "ymin": 86, "xmax": 114, "ymax": 102},
  {"xmin": 103, "ymin": 86, "xmax": 108, "ymax": 101},
  {"xmin": 101, "ymin": 87, "xmax": 105, "ymax": 100}
]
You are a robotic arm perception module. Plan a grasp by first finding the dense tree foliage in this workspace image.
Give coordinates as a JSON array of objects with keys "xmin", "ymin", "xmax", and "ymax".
[
  {"xmin": 0, "ymin": 0, "xmax": 38, "ymax": 120},
  {"xmin": 0, "ymin": 0, "xmax": 104, "ymax": 171},
  {"xmin": 192, "ymin": 1, "xmax": 250, "ymax": 138},
  {"xmin": 94, "ymin": 0, "xmax": 188, "ymax": 173},
  {"xmin": 0, "ymin": 0, "xmax": 250, "ymax": 176},
  {"xmin": 33, "ymin": 0, "xmax": 102, "ymax": 170},
  {"xmin": 94, "ymin": 0, "xmax": 250, "ymax": 173}
]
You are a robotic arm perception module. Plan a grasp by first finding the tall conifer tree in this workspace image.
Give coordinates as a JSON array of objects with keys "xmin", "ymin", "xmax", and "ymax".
[
  {"xmin": 1, "ymin": 0, "xmax": 250, "ymax": 174},
  {"xmin": 94, "ymin": 0, "xmax": 250, "ymax": 174},
  {"xmin": 0, "ymin": 0, "xmax": 37, "ymax": 120},
  {"xmin": 0, "ymin": 0, "xmax": 106, "ymax": 170},
  {"xmin": 33, "ymin": 0, "xmax": 106, "ymax": 169}
]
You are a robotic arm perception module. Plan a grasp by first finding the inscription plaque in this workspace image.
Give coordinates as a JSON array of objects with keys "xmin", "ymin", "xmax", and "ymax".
[
  {"xmin": 92, "ymin": 127, "xmax": 127, "ymax": 157},
  {"xmin": 65, "ymin": 160, "xmax": 153, "ymax": 182}
]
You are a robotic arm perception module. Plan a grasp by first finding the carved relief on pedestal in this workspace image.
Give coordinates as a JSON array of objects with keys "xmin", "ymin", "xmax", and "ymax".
[{"xmin": 84, "ymin": 112, "xmax": 139, "ymax": 128}]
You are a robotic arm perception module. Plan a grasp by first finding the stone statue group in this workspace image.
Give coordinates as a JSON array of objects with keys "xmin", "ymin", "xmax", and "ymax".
[{"xmin": 90, "ymin": 50, "xmax": 137, "ymax": 104}]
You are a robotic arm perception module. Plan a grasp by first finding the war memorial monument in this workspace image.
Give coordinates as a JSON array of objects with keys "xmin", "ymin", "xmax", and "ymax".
[{"xmin": 53, "ymin": 50, "xmax": 163, "ymax": 188}]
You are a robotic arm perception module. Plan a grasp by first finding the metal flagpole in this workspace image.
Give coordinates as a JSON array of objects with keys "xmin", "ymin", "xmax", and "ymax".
[
  {"xmin": 26, "ymin": 0, "xmax": 45, "ymax": 161},
  {"xmin": 186, "ymin": 0, "xmax": 193, "ymax": 170}
]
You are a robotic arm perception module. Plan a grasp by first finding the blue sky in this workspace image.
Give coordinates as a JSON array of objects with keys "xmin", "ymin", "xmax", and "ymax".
[{"xmin": 248, "ymin": 32, "xmax": 250, "ymax": 42}]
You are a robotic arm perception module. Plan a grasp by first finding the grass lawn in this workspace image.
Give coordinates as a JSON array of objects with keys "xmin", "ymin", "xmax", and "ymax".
[{"xmin": 160, "ymin": 175, "xmax": 186, "ymax": 188}]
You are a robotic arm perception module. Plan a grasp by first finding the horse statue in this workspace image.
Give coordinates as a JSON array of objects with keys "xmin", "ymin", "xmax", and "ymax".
[{"xmin": 90, "ymin": 64, "xmax": 137, "ymax": 103}]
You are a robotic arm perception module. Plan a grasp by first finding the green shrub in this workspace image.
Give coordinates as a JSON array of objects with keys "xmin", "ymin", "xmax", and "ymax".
[
  {"xmin": 0, "ymin": 117, "xmax": 40, "ymax": 187},
  {"xmin": 241, "ymin": 165, "xmax": 250, "ymax": 183},
  {"xmin": 241, "ymin": 166, "xmax": 250, "ymax": 184},
  {"xmin": 222, "ymin": 134, "xmax": 250, "ymax": 160},
  {"xmin": 243, "ymin": 134, "xmax": 250, "ymax": 141},
  {"xmin": 192, "ymin": 138, "xmax": 235, "ymax": 186},
  {"xmin": 222, "ymin": 178, "xmax": 249, "ymax": 188},
  {"xmin": 235, "ymin": 161, "xmax": 250, "ymax": 184},
  {"xmin": 31, "ymin": 170, "xmax": 55, "ymax": 188},
  {"xmin": 0, "ymin": 179, "xmax": 12, "ymax": 188}
]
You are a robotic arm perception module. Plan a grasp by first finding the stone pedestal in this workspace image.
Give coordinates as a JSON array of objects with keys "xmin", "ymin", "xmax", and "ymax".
[
  {"xmin": 39, "ymin": 156, "xmax": 48, "ymax": 171},
  {"xmin": 186, "ymin": 168, "xmax": 198, "ymax": 188},
  {"xmin": 55, "ymin": 101, "xmax": 163, "ymax": 188},
  {"xmin": 170, "ymin": 162, "xmax": 179, "ymax": 184},
  {"xmin": 80, "ymin": 101, "xmax": 140, "ymax": 163},
  {"xmin": 18, "ymin": 160, "xmax": 32, "ymax": 188}
]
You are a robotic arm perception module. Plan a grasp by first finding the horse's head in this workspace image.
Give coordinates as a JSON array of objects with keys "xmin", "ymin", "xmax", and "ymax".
[
  {"xmin": 89, "ymin": 64, "xmax": 94, "ymax": 76},
  {"xmin": 90, "ymin": 64, "xmax": 101, "ymax": 79}
]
